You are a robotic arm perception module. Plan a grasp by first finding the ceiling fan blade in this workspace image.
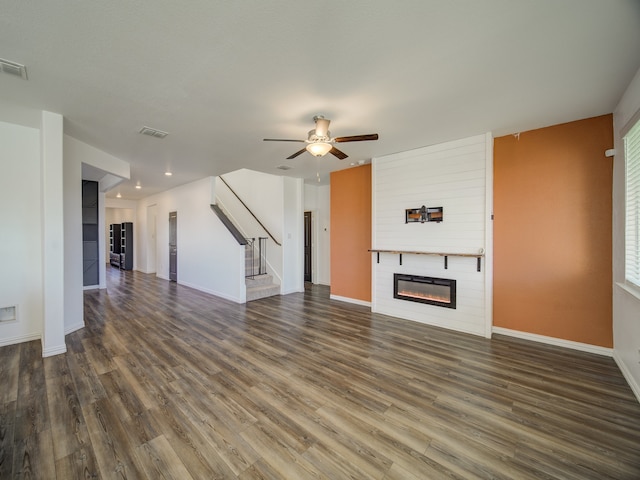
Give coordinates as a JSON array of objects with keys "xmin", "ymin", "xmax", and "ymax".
[
  {"xmin": 329, "ymin": 146, "xmax": 348, "ymax": 160},
  {"xmin": 334, "ymin": 133, "xmax": 379, "ymax": 143},
  {"xmin": 263, "ymin": 138, "xmax": 306, "ymax": 142},
  {"xmin": 287, "ymin": 148, "xmax": 308, "ymax": 159}
]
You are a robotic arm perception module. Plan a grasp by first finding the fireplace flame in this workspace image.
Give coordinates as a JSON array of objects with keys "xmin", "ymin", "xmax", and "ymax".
[
  {"xmin": 398, "ymin": 289, "xmax": 451, "ymax": 303},
  {"xmin": 394, "ymin": 274, "xmax": 456, "ymax": 309}
]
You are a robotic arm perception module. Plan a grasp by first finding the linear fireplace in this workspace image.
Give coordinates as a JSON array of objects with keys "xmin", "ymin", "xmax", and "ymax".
[{"xmin": 394, "ymin": 273, "xmax": 456, "ymax": 309}]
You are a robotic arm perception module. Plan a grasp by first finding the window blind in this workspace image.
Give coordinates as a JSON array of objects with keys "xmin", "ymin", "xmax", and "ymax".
[{"xmin": 625, "ymin": 119, "xmax": 640, "ymax": 287}]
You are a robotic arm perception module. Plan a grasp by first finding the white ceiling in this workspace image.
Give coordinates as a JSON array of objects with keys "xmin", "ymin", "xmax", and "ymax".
[{"xmin": 1, "ymin": 1, "xmax": 639, "ymax": 199}]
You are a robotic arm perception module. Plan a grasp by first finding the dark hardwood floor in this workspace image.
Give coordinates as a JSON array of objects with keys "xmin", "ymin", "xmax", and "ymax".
[{"xmin": 1, "ymin": 267, "xmax": 640, "ymax": 479}]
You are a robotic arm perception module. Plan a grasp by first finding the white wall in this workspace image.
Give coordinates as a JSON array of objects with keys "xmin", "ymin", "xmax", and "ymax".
[
  {"xmin": 282, "ymin": 176, "xmax": 304, "ymax": 294},
  {"xmin": 63, "ymin": 135, "xmax": 84, "ymax": 332},
  {"xmin": 135, "ymin": 200, "xmax": 149, "ymax": 275},
  {"xmin": 134, "ymin": 199, "xmax": 156, "ymax": 278},
  {"xmin": 138, "ymin": 177, "xmax": 246, "ymax": 302},
  {"xmin": 68, "ymin": 136, "xmax": 130, "ymax": 180},
  {"xmin": 41, "ymin": 111, "xmax": 66, "ymax": 356},
  {"xmin": 144, "ymin": 204, "xmax": 158, "ymax": 274},
  {"xmin": 613, "ymin": 66, "xmax": 640, "ymax": 402},
  {"xmin": 0, "ymin": 121, "xmax": 44, "ymax": 346},
  {"xmin": 371, "ymin": 134, "xmax": 492, "ymax": 337},
  {"xmin": 304, "ymin": 184, "xmax": 331, "ymax": 286}
]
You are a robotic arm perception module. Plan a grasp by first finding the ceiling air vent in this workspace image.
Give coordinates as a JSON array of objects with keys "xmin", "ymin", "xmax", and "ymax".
[
  {"xmin": 139, "ymin": 126, "xmax": 169, "ymax": 139},
  {"xmin": 276, "ymin": 165, "xmax": 292, "ymax": 170},
  {"xmin": 0, "ymin": 58, "xmax": 28, "ymax": 80}
]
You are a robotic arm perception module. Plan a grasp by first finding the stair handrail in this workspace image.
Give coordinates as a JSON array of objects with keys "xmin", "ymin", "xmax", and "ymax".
[
  {"xmin": 210, "ymin": 204, "xmax": 248, "ymax": 245},
  {"xmin": 218, "ymin": 175, "xmax": 282, "ymax": 246}
]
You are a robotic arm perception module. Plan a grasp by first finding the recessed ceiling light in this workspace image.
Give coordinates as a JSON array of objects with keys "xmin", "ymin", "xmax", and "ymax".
[
  {"xmin": 135, "ymin": 184, "xmax": 142, "ymax": 189},
  {"xmin": 116, "ymin": 193, "xmax": 122, "ymax": 198},
  {"xmin": 165, "ymin": 171, "xmax": 173, "ymax": 176}
]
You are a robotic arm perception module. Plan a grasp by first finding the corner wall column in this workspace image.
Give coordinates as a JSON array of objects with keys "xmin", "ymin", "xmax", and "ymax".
[{"xmin": 41, "ymin": 111, "xmax": 66, "ymax": 357}]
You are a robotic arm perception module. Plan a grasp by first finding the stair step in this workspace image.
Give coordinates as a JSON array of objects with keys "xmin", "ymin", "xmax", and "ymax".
[
  {"xmin": 245, "ymin": 274, "xmax": 273, "ymax": 287},
  {"xmin": 246, "ymin": 283, "xmax": 280, "ymax": 302},
  {"xmin": 245, "ymin": 274, "xmax": 279, "ymax": 301}
]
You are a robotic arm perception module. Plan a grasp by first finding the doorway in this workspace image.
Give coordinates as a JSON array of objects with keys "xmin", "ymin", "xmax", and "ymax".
[
  {"xmin": 304, "ymin": 211, "xmax": 312, "ymax": 282},
  {"xmin": 169, "ymin": 211, "xmax": 177, "ymax": 282}
]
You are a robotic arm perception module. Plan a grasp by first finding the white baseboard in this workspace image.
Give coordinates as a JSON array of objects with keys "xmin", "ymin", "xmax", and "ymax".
[
  {"xmin": 0, "ymin": 332, "xmax": 40, "ymax": 348},
  {"xmin": 136, "ymin": 268, "xmax": 157, "ymax": 275},
  {"xmin": 42, "ymin": 343, "xmax": 67, "ymax": 357},
  {"xmin": 613, "ymin": 351, "xmax": 640, "ymax": 404},
  {"xmin": 83, "ymin": 285, "xmax": 100, "ymax": 291},
  {"xmin": 329, "ymin": 295, "xmax": 372, "ymax": 307},
  {"xmin": 492, "ymin": 327, "xmax": 613, "ymax": 357},
  {"xmin": 281, "ymin": 287, "xmax": 304, "ymax": 295},
  {"xmin": 65, "ymin": 321, "xmax": 85, "ymax": 335}
]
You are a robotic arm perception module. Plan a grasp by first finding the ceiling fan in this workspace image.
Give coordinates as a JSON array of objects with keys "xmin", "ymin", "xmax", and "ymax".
[{"xmin": 263, "ymin": 115, "xmax": 379, "ymax": 160}]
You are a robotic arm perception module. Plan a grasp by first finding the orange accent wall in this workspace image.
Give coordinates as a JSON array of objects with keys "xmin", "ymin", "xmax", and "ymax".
[
  {"xmin": 493, "ymin": 115, "xmax": 613, "ymax": 347},
  {"xmin": 330, "ymin": 165, "xmax": 372, "ymax": 302}
]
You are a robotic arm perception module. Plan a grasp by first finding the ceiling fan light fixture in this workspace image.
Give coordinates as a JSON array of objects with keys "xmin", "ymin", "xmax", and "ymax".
[
  {"xmin": 264, "ymin": 115, "xmax": 378, "ymax": 160},
  {"xmin": 306, "ymin": 142, "xmax": 332, "ymax": 157}
]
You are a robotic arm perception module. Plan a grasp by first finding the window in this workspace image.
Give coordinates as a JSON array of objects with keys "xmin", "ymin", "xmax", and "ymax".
[{"xmin": 625, "ymin": 118, "xmax": 640, "ymax": 288}]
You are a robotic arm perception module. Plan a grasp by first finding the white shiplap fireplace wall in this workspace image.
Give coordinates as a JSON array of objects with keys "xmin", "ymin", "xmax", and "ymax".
[{"xmin": 371, "ymin": 133, "xmax": 493, "ymax": 337}]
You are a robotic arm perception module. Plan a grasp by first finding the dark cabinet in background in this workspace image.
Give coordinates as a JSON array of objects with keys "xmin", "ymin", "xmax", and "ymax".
[
  {"xmin": 169, "ymin": 212, "xmax": 177, "ymax": 282},
  {"xmin": 109, "ymin": 222, "xmax": 133, "ymax": 270},
  {"xmin": 82, "ymin": 180, "xmax": 99, "ymax": 286},
  {"xmin": 120, "ymin": 222, "xmax": 133, "ymax": 270},
  {"xmin": 109, "ymin": 223, "xmax": 121, "ymax": 267}
]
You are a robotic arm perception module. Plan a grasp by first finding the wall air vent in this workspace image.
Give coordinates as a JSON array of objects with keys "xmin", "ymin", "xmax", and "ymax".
[
  {"xmin": 0, "ymin": 305, "xmax": 17, "ymax": 323},
  {"xmin": 139, "ymin": 126, "xmax": 169, "ymax": 139},
  {"xmin": 276, "ymin": 165, "xmax": 292, "ymax": 170},
  {"xmin": 0, "ymin": 58, "xmax": 28, "ymax": 79}
]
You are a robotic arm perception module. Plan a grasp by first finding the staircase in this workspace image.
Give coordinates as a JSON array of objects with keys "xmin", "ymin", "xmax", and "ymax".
[
  {"xmin": 211, "ymin": 198, "xmax": 281, "ymax": 303},
  {"xmin": 245, "ymin": 244, "xmax": 280, "ymax": 301}
]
